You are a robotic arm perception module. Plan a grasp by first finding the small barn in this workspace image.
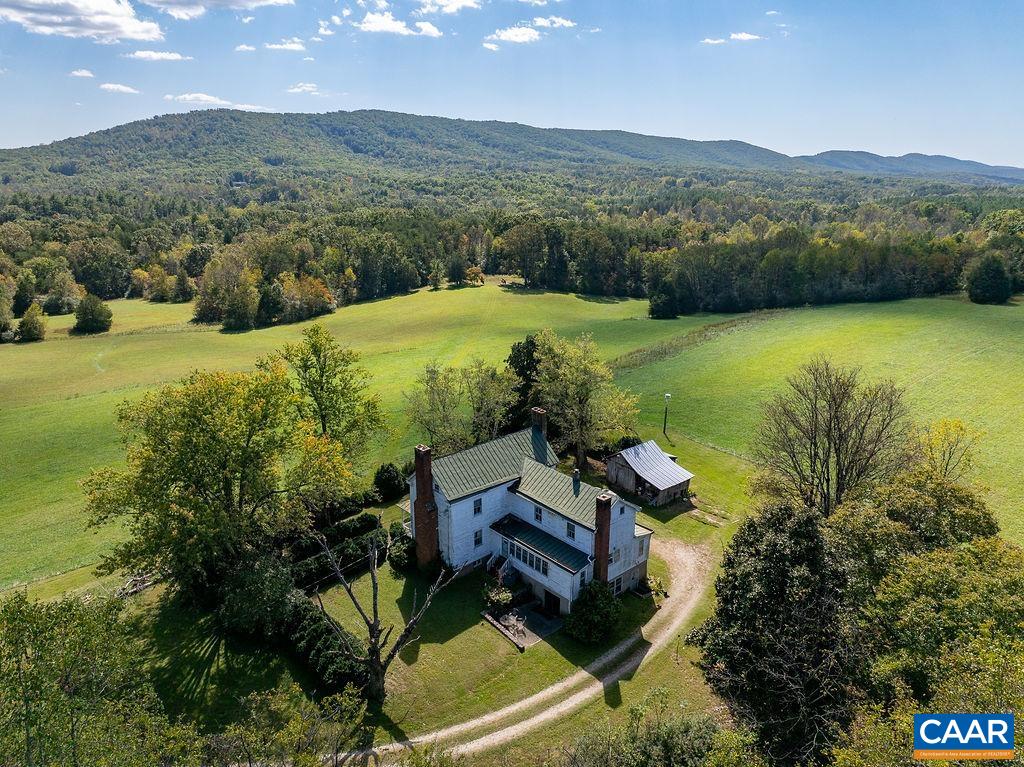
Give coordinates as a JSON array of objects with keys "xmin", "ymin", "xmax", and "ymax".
[{"xmin": 606, "ymin": 440, "xmax": 694, "ymax": 507}]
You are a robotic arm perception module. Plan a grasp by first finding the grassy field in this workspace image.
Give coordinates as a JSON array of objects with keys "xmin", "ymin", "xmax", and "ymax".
[
  {"xmin": 618, "ymin": 295, "xmax": 1024, "ymax": 540},
  {"xmin": 0, "ymin": 283, "xmax": 720, "ymax": 590},
  {"xmin": 5, "ymin": 288, "xmax": 1023, "ymax": 588}
]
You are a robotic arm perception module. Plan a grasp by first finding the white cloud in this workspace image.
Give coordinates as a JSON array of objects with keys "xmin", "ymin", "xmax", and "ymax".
[
  {"xmin": 518, "ymin": 0, "xmax": 560, "ymax": 5},
  {"xmin": 532, "ymin": 15, "xmax": 573, "ymax": 27},
  {"xmin": 317, "ymin": 20, "xmax": 334, "ymax": 34},
  {"xmin": 302, "ymin": 55, "xmax": 314, "ymax": 60},
  {"xmin": 330, "ymin": 14, "xmax": 341, "ymax": 23},
  {"xmin": 0, "ymin": 0, "xmax": 162, "ymax": 42},
  {"xmin": 234, "ymin": 43, "xmax": 255, "ymax": 50},
  {"xmin": 265, "ymin": 36, "xmax": 304, "ymax": 50},
  {"xmin": 340, "ymin": 6, "xmax": 350, "ymax": 16},
  {"xmin": 417, "ymin": 0, "xmax": 477, "ymax": 13},
  {"xmin": 138, "ymin": 0, "xmax": 292, "ymax": 21},
  {"xmin": 69, "ymin": 68, "xmax": 95, "ymax": 77},
  {"xmin": 100, "ymin": 82, "xmax": 140, "ymax": 93},
  {"xmin": 309, "ymin": 35, "xmax": 322, "ymax": 41},
  {"xmin": 125, "ymin": 49, "xmax": 192, "ymax": 59},
  {"xmin": 766, "ymin": 9, "xmax": 780, "ymax": 14},
  {"xmin": 486, "ymin": 24, "xmax": 540, "ymax": 43},
  {"xmin": 354, "ymin": 10, "xmax": 440, "ymax": 35},
  {"xmin": 700, "ymin": 38, "xmax": 725, "ymax": 44},
  {"xmin": 730, "ymin": 31, "xmax": 763, "ymax": 40},
  {"xmin": 164, "ymin": 91, "xmax": 229, "ymax": 104},
  {"xmin": 240, "ymin": 14, "xmax": 253, "ymax": 21},
  {"xmin": 164, "ymin": 92, "xmax": 273, "ymax": 110},
  {"xmin": 286, "ymin": 81, "xmax": 319, "ymax": 93},
  {"xmin": 482, "ymin": 41, "xmax": 498, "ymax": 50}
]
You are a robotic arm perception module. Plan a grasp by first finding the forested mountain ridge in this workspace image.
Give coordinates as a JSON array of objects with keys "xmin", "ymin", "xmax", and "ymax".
[
  {"xmin": 800, "ymin": 149, "xmax": 1024, "ymax": 183},
  {"xmin": 1, "ymin": 108, "xmax": 1021, "ymax": 200}
]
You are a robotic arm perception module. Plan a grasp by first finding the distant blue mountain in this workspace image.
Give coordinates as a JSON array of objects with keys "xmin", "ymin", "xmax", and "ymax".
[{"xmin": 1, "ymin": 109, "xmax": 1021, "ymax": 193}]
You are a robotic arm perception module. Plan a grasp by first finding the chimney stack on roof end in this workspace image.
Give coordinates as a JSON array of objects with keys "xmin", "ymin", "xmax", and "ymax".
[{"xmin": 531, "ymin": 407, "xmax": 547, "ymax": 439}]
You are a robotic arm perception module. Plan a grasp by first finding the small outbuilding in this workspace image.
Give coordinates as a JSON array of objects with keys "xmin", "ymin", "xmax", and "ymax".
[{"xmin": 606, "ymin": 440, "xmax": 694, "ymax": 507}]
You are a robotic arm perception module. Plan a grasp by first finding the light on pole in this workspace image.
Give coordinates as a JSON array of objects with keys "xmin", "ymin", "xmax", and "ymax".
[{"xmin": 663, "ymin": 393, "xmax": 671, "ymax": 436}]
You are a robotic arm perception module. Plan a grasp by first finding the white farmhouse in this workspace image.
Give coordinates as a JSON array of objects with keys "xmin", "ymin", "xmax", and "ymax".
[{"xmin": 409, "ymin": 408, "xmax": 653, "ymax": 615}]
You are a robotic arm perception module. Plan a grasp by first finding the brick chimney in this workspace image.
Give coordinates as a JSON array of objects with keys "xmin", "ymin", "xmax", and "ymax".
[
  {"xmin": 593, "ymin": 493, "xmax": 613, "ymax": 582},
  {"xmin": 412, "ymin": 444, "xmax": 440, "ymax": 569},
  {"xmin": 531, "ymin": 407, "xmax": 547, "ymax": 438}
]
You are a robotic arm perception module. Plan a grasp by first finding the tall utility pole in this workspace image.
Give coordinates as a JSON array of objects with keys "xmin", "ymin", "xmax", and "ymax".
[{"xmin": 663, "ymin": 392, "xmax": 671, "ymax": 436}]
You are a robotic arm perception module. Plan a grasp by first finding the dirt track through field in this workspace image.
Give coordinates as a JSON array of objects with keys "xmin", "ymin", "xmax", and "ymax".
[{"xmin": 364, "ymin": 538, "xmax": 714, "ymax": 761}]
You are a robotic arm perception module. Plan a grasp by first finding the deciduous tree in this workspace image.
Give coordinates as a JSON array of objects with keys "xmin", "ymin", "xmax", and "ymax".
[
  {"xmin": 316, "ymin": 528, "xmax": 456, "ymax": 702},
  {"xmin": 461, "ymin": 358, "xmax": 519, "ymax": 443},
  {"xmin": 693, "ymin": 503, "xmax": 865, "ymax": 766},
  {"xmin": 404, "ymin": 361, "xmax": 471, "ymax": 455},
  {"xmin": 533, "ymin": 329, "xmax": 638, "ymax": 468},
  {"xmin": 864, "ymin": 536, "xmax": 1024, "ymax": 701},
  {"xmin": 16, "ymin": 302, "xmax": 45, "ymax": 342},
  {"xmin": 74, "ymin": 293, "xmax": 113, "ymax": 333},
  {"xmin": 85, "ymin": 363, "xmax": 353, "ymax": 594},
  {"xmin": 754, "ymin": 357, "xmax": 909, "ymax": 515},
  {"xmin": 274, "ymin": 323, "xmax": 385, "ymax": 460},
  {"xmin": 210, "ymin": 683, "xmax": 367, "ymax": 767},
  {"xmin": 965, "ymin": 252, "xmax": 1012, "ymax": 304},
  {"xmin": 0, "ymin": 592, "xmax": 202, "ymax": 767}
]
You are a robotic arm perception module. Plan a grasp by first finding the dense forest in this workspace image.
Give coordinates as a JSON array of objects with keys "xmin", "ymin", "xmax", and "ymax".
[{"xmin": 2, "ymin": 109, "xmax": 1024, "ymax": 340}]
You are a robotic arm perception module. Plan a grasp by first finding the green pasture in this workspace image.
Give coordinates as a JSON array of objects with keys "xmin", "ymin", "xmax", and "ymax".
[
  {"xmin": 618, "ymin": 295, "xmax": 1024, "ymax": 540},
  {"xmin": 0, "ymin": 283, "xmax": 717, "ymax": 590}
]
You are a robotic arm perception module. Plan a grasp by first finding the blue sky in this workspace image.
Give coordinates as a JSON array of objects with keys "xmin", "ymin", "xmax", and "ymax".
[{"xmin": 1, "ymin": 0, "xmax": 1022, "ymax": 165}]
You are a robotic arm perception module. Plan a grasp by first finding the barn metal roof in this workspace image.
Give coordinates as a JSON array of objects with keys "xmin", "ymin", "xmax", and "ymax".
[
  {"xmin": 614, "ymin": 440, "xmax": 694, "ymax": 491},
  {"xmin": 429, "ymin": 428, "xmax": 558, "ymax": 502}
]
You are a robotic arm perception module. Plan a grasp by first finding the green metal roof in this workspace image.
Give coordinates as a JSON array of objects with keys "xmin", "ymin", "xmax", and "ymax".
[
  {"xmin": 513, "ymin": 458, "xmax": 613, "ymax": 529},
  {"xmin": 491, "ymin": 515, "xmax": 591, "ymax": 573},
  {"xmin": 431, "ymin": 428, "xmax": 557, "ymax": 502}
]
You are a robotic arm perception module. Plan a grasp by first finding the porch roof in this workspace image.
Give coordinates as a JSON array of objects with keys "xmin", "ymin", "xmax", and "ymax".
[{"xmin": 491, "ymin": 514, "xmax": 591, "ymax": 574}]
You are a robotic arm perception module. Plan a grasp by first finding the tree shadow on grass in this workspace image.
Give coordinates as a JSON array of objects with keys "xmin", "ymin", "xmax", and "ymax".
[
  {"xmin": 540, "ymin": 591, "xmax": 659, "ymax": 708},
  {"xmin": 573, "ymin": 293, "xmax": 632, "ymax": 305},
  {"xmin": 140, "ymin": 594, "xmax": 316, "ymax": 733},
  {"xmin": 394, "ymin": 568, "xmax": 489, "ymax": 665}
]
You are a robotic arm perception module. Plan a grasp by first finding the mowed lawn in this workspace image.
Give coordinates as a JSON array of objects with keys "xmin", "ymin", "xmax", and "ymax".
[
  {"xmin": 619, "ymin": 295, "xmax": 1024, "ymax": 541},
  {"xmin": 0, "ymin": 282, "xmax": 719, "ymax": 590}
]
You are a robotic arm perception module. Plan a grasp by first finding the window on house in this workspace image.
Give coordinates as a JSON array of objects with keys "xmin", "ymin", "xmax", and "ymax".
[
  {"xmin": 619, "ymin": 505, "xmax": 625, "ymax": 516},
  {"xmin": 541, "ymin": 561, "xmax": 549, "ymax": 576},
  {"xmin": 613, "ymin": 547, "xmax": 621, "ymax": 564},
  {"xmin": 473, "ymin": 498, "xmax": 482, "ymax": 516},
  {"xmin": 579, "ymin": 570, "xmax": 587, "ymax": 589},
  {"xmin": 637, "ymin": 539, "xmax": 645, "ymax": 558},
  {"xmin": 527, "ymin": 551, "xmax": 535, "ymax": 569},
  {"xmin": 566, "ymin": 522, "xmax": 575, "ymax": 540},
  {"xmin": 614, "ymin": 576, "xmax": 623, "ymax": 594},
  {"xmin": 474, "ymin": 529, "xmax": 483, "ymax": 547},
  {"xmin": 502, "ymin": 539, "xmax": 508, "ymax": 556},
  {"xmin": 534, "ymin": 506, "xmax": 543, "ymax": 523}
]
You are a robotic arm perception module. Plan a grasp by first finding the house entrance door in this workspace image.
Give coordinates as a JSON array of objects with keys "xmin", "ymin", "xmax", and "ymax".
[{"xmin": 543, "ymin": 590, "xmax": 560, "ymax": 615}]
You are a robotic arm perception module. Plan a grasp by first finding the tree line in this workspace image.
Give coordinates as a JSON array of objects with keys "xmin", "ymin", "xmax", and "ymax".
[{"xmin": 2, "ymin": 189, "xmax": 1023, "ymax": 342}]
